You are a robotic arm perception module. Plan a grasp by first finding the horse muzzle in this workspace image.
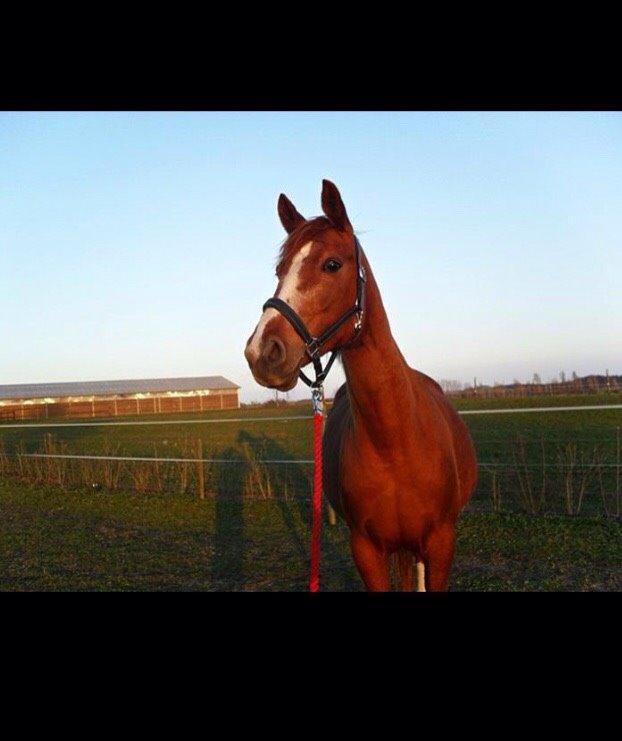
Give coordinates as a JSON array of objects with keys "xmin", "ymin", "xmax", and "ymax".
[{"xmin": 244, "ymin": 331, "xmax": 303, "ymax": 391}]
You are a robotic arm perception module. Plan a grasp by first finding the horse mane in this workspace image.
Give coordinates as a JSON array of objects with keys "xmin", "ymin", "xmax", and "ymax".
[{"xmin": 276, "ymin": 216, "xmax": 332, "ymax": 273}]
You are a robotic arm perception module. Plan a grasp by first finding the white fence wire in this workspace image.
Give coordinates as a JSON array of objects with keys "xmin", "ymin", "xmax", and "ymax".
[
  {"xmin": 0, "ymin": 403, "xmax": 621, "ymax": 430},
  {"xmin": 12, "ymin": 452, "xmax": 622, "ymax": 468}
]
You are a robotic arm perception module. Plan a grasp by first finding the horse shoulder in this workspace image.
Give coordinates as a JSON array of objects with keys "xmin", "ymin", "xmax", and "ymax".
[{"xmin": 408, "ymin": 368, "xmax": 478, "ymax": 505}]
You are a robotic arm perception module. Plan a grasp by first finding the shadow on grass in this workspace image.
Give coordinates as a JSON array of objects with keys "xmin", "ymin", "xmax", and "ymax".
[
  {"xmin": 234, "ymin": 430, "xmax": 360, "ymax": 591},
  {"xmin": 207, "ymin": 429, "xmax": 361, "ymax": 590},
  {"xmin": 210, "ymin": 445, "xmax": 245, "ymax": 589}
]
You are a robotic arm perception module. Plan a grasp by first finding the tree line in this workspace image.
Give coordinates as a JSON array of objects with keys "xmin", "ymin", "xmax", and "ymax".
[{"xmin": 440, "ymin": 372, "xmax": 621, "ymax": 398}]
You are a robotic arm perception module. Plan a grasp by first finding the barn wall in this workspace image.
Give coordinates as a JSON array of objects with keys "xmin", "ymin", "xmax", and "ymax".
[{"xmin": 0, "ymin": 390, "xmax": 239, "ymax": 421}]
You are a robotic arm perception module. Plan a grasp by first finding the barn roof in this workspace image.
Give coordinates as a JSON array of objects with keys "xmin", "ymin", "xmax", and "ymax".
[{"xmin": 0, "ymin": 376, "xmax": 240, "ymax": 401}]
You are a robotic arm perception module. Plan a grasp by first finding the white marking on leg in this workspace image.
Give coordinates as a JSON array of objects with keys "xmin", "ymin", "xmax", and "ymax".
[
  {"xmin": 416, "ymin": 561, "xmax": 426, "ymax": 592},
  {"xmin": 247, "ymin": 241, "xmax": 313, "ymax": 360}
]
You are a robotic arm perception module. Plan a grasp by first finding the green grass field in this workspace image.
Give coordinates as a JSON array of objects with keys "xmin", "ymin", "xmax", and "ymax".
[
  {"xmin": 0, "ymin": 481, "xmax": 618, "ymax": 591},
  {"xmin": 2, "ymin": 393, "xmax": 621, "ymax": 461},
  {"xmin": 1, "ymin": 394, "xmax": 620, "ymax": 516},
  {"xmin": 0, "ymin": 393, "xmax": 620, "ymax": 590}
]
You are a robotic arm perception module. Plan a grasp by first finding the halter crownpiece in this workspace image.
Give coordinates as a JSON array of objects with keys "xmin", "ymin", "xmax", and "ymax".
[{"xmin": 262, "ymin": 235, "xmax": 366, "ymax": 389}]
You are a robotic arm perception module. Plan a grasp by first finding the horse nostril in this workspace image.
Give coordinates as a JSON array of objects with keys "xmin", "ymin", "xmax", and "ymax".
[{"xmin": 263, "ymin": 336, "xmax": 286, "ymax": 368}]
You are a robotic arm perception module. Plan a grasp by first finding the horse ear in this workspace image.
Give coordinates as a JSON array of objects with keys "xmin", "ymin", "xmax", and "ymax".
[
  {"xmin": 277, "ymin": 194, "xmax": 305, "ymax": 234},
  {"xmin": 321, "ymin": 179, "xmax": 352, "ymax": 232}
]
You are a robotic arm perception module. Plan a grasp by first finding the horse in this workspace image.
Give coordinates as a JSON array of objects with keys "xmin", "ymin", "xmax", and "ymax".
[{"xmin": 244, "ymin": 180, "xmax": 477, "ymax": 591}]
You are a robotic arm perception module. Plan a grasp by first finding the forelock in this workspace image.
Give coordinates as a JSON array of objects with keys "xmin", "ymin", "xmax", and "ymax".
[{"xmin": 276, "ymin": 216, "xmax": 332, "ymax": 274}]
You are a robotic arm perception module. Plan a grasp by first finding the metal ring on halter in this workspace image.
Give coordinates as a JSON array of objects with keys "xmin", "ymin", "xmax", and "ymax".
[{"xmin": 311, "ymin": 385, "xmax": 324, "ymax": 414}]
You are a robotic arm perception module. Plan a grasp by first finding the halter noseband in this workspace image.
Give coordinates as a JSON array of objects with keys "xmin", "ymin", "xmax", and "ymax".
[{"xmin": 262, "ymin": 236, "xmax": 366, "ymax": 389}]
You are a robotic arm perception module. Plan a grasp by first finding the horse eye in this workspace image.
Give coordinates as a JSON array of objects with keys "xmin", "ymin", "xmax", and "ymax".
[{"xmin": 323, "ymin": 259, "xmax": 342, "ymax": 273}]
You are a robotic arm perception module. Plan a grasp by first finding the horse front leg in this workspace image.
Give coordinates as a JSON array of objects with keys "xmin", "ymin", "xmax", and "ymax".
[
  {"xmin": 350, "ymin": 531, "xmax": 390, "ymax": 591},
  {"xmin": 423, "ymin": 523, "xmax": 455, "ymax": 592}
]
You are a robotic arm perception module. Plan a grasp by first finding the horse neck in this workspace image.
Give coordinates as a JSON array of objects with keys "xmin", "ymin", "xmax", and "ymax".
[{"xmin": 340, "ymin": 254, "xmax": 415, "ymax": 445}]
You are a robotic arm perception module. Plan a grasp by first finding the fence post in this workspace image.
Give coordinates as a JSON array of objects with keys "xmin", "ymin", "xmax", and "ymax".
[{"xmin": 196, "ymin": 438, "xmax": 205, "ymax": 500}]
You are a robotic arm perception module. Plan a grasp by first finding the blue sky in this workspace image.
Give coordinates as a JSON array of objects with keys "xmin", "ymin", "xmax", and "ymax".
[{"xmin": 1, "ymin": 111, "xmax": 620, "ymax": 402}]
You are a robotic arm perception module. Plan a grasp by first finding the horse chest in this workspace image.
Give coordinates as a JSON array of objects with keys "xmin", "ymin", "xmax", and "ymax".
[{"xmin": 335, "ymin": 440, "xmax": 450, "ymax": 542}]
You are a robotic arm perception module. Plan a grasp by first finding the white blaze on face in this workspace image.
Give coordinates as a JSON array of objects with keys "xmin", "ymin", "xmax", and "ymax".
[{"xmin": 247, "ymin": 241, "xmax": 313, "ymax": 360}]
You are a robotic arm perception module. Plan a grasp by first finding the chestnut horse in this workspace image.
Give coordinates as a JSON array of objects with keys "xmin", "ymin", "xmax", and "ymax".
[{"xmin": 245, "ymin": 180, "xmax": 477, "ymax": 591}]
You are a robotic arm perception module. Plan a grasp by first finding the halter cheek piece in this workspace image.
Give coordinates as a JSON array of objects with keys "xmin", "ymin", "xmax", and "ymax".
[{"xmin": 262, "ymin": 236, "xmax": 366, "ymax": 389}]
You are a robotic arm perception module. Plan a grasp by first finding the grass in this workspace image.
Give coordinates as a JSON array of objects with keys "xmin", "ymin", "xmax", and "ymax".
[
  {"xmin": 0, "ymin": 393, "xmax": 620, "ymax": 590},
  {"xmin": 2, "ymin": 394, "xmax": 620, "ymax": 462},
  {"xmin": 1, "ymin": 394, "xmax": 621, "ymax": 517},
  {"xmin": 0, "ymin": 480, "xmax": 619, "ymax": 592},
  {"xmin": 0, "ymin": 405, "xmax": 315, "ymax": 459}
]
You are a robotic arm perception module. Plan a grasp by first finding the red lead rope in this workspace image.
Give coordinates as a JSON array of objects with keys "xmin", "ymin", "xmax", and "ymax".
[{"xmin": 309, "ymin": 407, "xmax": 323, "ymax": 592}]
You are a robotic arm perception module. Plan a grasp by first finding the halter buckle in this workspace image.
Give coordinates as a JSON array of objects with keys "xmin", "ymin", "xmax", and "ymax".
[
  {"xmin": 306, "ymin": 338, "xmax": 321, "ymax": 358},
  {"xmin": 311, "ymin": 385, "xmax": 324, "ymax": 414}
]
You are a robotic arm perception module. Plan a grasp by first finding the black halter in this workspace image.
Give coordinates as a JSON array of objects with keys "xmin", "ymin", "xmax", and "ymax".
[{"xmin": 263, "ymin": 236, "xmax": 366, "ymax": 389}]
